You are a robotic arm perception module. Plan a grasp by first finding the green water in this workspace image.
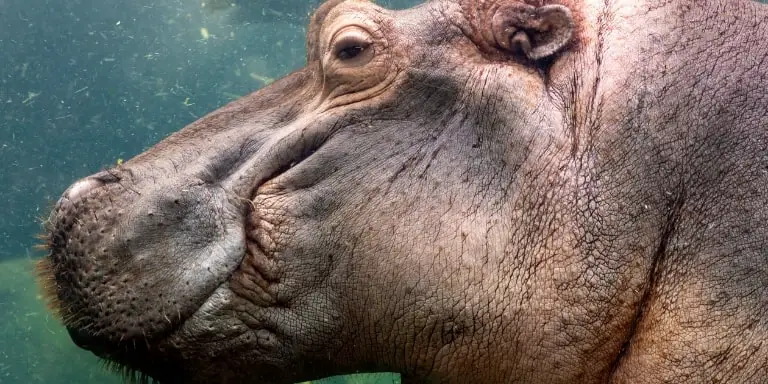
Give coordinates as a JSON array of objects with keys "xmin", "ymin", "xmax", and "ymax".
[{"xmin": 0, "ymin": 0, "xmax": 418, "ymax": 382}]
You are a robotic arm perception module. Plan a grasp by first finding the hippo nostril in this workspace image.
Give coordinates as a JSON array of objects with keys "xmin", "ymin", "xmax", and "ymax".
[{"xmin": 62, "ymin": 177, "xmax": 105, "ymax": 202}]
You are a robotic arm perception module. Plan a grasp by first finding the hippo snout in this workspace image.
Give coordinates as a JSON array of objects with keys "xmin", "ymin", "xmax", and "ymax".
[
  {"xmin": 59, "ymin": 176, "xmax": 105, "ymax": 203},
  {"xmin": 41, "ymin": 168, "xmax": 247, "ymax": 352}
]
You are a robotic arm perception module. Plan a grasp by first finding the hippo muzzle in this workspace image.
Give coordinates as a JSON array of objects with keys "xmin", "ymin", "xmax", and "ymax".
[{"xmin": 47, "ymin": 170, "xmax": 245, "ymax": 347}]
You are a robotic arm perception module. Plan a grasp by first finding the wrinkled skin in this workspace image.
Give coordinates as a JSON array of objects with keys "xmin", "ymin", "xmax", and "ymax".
[{"xmin": 40, "ymin": 0, "xmax": 768, "ymax": 383}]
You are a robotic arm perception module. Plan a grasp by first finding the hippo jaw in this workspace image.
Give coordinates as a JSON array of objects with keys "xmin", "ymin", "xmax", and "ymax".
[{"xmin": 37, "ymin": 0, "xmax": 589, "ymax": 382}]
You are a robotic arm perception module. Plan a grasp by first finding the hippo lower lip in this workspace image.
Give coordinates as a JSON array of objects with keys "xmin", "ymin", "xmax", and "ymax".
[{"xmin": 57, "ymin": 201, "xmax": 283, "ymax": 380}]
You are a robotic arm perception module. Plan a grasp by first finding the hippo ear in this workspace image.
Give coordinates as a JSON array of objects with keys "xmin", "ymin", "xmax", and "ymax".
[{"xmin": 491, "ymin": 3, "xmax": 574, "ymax": 61}]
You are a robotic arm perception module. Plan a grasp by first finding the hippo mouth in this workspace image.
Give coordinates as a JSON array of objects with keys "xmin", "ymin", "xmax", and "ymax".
[
  {"xmin": 36, "ymin": 115, "xmax": 327, "ymax": 380},
  {"xmin": 36, "ymin": 174, "xmax": 271, "ymax": 381},
  {"xmin": 38, "ymin": 172, "xmax": 247, "ymax": 353}
]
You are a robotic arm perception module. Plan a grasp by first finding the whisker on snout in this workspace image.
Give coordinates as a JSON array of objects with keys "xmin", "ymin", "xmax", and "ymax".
[{"xmin": 35, "ymin": 257, "xmax": 65, "ymax": 321}]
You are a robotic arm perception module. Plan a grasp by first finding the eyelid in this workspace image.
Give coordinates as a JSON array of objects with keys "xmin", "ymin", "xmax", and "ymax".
[
  {"xmin": 334, "ymin": 36, "xmax": 372, "ymax": 57},
  {"xmin": 329, "ymin": 26, "xmax": 373, "ymax": 54}
]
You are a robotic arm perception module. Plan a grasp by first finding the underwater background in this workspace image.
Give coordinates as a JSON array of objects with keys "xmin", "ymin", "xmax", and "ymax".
[
  {"xmin": 0, "ymin": 0, "xmax": 420, "ymax": 382},
  {"xmin": 3, "ymin": 0, "xmax": 768, "ymax": 383}
]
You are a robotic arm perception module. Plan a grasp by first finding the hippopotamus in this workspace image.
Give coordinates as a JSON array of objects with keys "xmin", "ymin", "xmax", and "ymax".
[{"xmin": 38, "ymin": 0, "xmax": 768, "ymax": 383}]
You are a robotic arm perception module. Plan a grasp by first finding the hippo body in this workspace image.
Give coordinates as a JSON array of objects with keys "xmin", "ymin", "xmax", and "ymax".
[{"xmin": 41, "ymin": 0, "xmax": 768, "ymax": 383}]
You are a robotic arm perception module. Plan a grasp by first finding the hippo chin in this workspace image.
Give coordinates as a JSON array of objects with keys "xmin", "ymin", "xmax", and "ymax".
[{"xmin": 38, "ymin": 0, "xmax": 768, "ymax": 383}]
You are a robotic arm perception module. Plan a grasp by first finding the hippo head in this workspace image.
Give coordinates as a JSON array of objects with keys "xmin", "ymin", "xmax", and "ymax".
[{"xmin": 39, "ymin": 0, "xmax": 596, "ymax": 382}]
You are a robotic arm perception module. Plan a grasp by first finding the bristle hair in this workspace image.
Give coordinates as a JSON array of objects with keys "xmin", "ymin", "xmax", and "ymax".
[{"xmin": 34, "ymin": 257, "xmax": 66, "ymax": 322}]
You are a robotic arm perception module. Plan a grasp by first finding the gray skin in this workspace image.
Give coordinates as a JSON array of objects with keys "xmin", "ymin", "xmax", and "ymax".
[{"xmin": 40, "ymin": 0, "xmax": 768, "ymax": 383}]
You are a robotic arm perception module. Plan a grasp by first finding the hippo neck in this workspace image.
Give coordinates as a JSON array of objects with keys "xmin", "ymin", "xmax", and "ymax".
[{"xmin": 588, "ymin": 0, "xmax": 768, "ymax": 380}]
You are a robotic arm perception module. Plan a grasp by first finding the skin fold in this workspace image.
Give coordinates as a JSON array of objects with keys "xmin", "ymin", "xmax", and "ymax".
[{"xmin": 38, "ymin": 0, "xmax": 768, "ymax": 383}]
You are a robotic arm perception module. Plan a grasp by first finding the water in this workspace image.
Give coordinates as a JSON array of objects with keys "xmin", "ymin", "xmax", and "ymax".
[{"xmin": 0, "ymin": 0, "xmax": 419, "ymax": 382}]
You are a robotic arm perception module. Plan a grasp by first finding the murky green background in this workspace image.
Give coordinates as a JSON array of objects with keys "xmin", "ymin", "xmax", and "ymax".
[{"xmin": 0, "ymin": 0, "xmax": 419, "ymax": 382}]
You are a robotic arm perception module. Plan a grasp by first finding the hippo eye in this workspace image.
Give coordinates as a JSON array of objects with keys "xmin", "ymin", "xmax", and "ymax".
[
  {"xmin": 330, "ymin": 28, "xmax": 374, "ymax": 65},
  {"xmin": 336, "ymin": 42, "xmax": 367, "ymax": 60}
]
